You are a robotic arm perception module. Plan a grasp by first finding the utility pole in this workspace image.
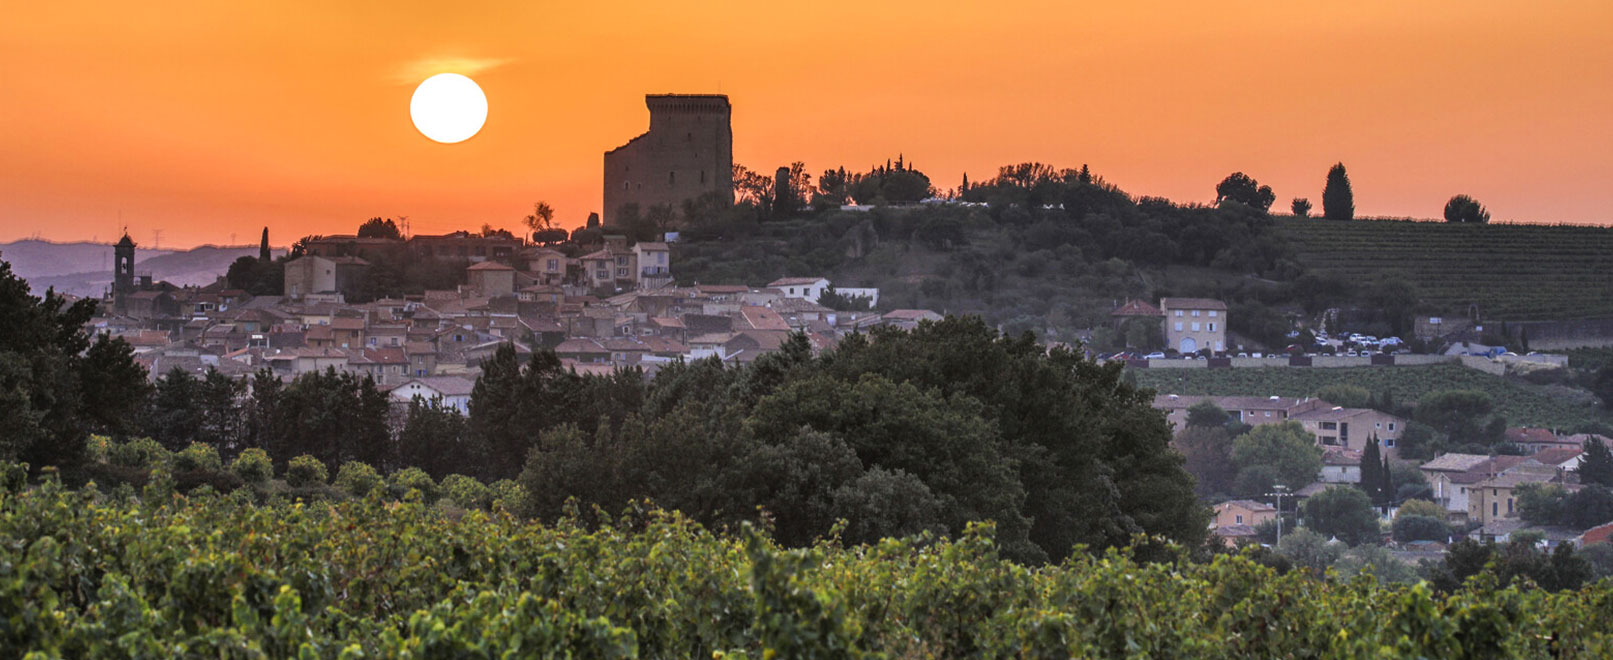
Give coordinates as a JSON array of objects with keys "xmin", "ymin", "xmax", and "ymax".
[
  {"xmin": 151, "ymin": 229, "xmax": 163, "ymax": 251},
  {"xmin": 1265, "ymin": 484, "xmax": 1290, "ymax": 546}
]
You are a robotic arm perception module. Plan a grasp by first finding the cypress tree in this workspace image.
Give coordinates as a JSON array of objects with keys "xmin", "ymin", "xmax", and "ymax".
[
  {"xmin": 1322, "ymin": 162, "xmax": 1354, "ymax": 220},
  {"xmin": 1581, "ymin": 436, "xmax": 1613, "ymax": 488},
  {"xmin": 1360, "ymin": 434, "xmax": 1382, "ymax": 501},
  {"xmin": 259, "ymin": 227, "xmax": 270, "ymax": 262},
  {"xmin": 1381, "ymin": 453, "xmax": 1394, "ymax": 506}
]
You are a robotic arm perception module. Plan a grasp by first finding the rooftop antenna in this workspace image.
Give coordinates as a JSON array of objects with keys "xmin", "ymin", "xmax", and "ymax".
[
  {"xmin": 151, "ymin": 229, "xmax": 163, "ymax": 250},
  {"xmin": 399, "ymin": 215, "xmax": 411, "ymax": 240}
]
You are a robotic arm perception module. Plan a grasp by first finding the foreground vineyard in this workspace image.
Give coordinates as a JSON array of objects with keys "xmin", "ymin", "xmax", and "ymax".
[
  {"xmin": 3, "ymin": 478, "xmax": 1611, "ymax": 658},
  {"xmin": 1278, "ymin": 218, "xmax": 1613, "ymax": 320}
]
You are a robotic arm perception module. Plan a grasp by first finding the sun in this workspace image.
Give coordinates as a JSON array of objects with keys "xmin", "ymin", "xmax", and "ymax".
[{"xmin": 409, "ymin": 73, "xmax": 488, "ymax": 144}]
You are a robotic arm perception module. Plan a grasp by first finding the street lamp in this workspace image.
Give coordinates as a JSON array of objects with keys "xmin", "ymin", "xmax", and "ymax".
[{"xmin": 1264, "ymin": 484, "xmax": 1290, "ymax": 546}]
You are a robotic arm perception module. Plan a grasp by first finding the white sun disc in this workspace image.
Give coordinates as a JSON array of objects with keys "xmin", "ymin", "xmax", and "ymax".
[{"xmin": 410, "ymin": 73, "xmax": 488, "ymax": 144}]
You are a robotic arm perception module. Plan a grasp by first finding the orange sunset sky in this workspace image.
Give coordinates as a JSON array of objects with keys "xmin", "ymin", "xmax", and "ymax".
[{"xmin": 4, "ymin": 1, "xmax": 1611, "ymax": 248}]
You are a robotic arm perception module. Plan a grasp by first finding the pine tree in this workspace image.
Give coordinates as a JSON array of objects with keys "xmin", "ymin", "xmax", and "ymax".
[
  {"xmin": 1322, "ymin": 162, "xmax": 1355, "ymax": 220},
  {"xmin": 1581, "ymin": 436, "xmax": 1613, "ymax": 488}
]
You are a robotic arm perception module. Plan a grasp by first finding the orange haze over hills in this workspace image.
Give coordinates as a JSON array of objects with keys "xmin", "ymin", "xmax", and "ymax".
[{"xmin": 4, "ymin": 1, "xmax": 1611, "ymax": 248}]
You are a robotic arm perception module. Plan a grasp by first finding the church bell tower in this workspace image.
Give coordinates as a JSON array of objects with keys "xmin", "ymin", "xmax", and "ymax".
[{"xmin": 113, "ymin": 232, "xmax": 135, "ymax": 312}]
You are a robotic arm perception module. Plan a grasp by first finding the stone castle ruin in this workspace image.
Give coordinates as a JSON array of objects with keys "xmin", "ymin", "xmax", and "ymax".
[{"xmin": 603, "ymin": 94, "xmax": 733, "ymax": 226}]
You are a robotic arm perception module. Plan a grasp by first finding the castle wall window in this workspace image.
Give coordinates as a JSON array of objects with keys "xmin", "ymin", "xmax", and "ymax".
[{"xmin": 669, "ymin": 171, "xmax": 675, "ymax": 185}]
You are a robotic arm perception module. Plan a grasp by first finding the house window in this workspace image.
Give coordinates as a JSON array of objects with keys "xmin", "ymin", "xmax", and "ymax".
[
  {"xmin": 1175, "ymin": 322, "xmax": 1184, "ymax": 331},
  {"xmin": 1264, "ymin": 412, "xmax": 1271, "ymax": 417},
  {"xmin": 1235, "ymin": 514, "xmax": 1244, "ymax": 524},
  {"xmin": 700, "ymin": 170, "xmax": 706, "ymax": 184},
  {"xmin": 1209, "ymin": 310, "xmax": 1218, "ymax": 317},
  {"xmin": 1389, "ymin": 423, "xmax": 1396, "ymax": 431},
  {"xmin": 1321, "ymin": 422, "xmax": 1337, "ymax": 430},
  {"xmin": 1191, "ymin": 322, "xmax": 1200, "ymax": 332},
  {"xmin": 1192, "ymin": 310, "xmax": 1200, "ymax": 317},
  {"xmin": 1208, "ymin": 323, "xmax": 1216, "ymax": 332},
  {"xmin": 1507, "ymin": 499, "xmax": 1513, "ymax": 514},
  {"xmin": 1385, "ymin": 438, "xmax": 1396, "ymax": 447},
  {"xmin": 1492, "ymin": 502, "xmax": 1498, "ymax": 516},
  {"xmin": 1175, "ymin": 310, "xmax": 1183, "ymax": 317},
  {"xmin": 669, "ymin": 171, "xmax": 676, "ymax": 185}
]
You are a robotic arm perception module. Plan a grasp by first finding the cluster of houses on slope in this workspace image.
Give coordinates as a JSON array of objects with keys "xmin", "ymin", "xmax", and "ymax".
[
  {"xmin": 1160, "ymin": 395, "xmax": 1611, "ymax": 549},
  {"xmin": 89, "ymin": 236, "xmax": 943, "ymax": 414}
]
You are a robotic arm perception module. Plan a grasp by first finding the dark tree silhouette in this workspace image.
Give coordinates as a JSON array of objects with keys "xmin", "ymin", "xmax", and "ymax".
[
  {"xmin": 1323, "ymin": 163, "xmax": 1354, "ymax": 220},
  {"xmin": 1444, "ymin": 195, "xmax": 1491, "ymax": 223}
]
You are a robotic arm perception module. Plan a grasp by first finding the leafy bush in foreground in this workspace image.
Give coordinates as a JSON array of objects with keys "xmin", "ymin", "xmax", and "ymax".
[{"xmin": 2, "ymin": 478, "xmax": 1610, "ymax": 657}]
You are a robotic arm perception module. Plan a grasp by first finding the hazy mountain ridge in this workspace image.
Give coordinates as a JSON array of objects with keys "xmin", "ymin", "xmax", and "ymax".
[{"xmin": 0, "ymin": 240, "xmax": 286, "ymax": 298}]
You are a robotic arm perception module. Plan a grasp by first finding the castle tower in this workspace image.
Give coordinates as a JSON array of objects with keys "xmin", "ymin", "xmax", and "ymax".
[{"xmin": 602, "ymin": 94, "xmax": 733, "ymax": 227}]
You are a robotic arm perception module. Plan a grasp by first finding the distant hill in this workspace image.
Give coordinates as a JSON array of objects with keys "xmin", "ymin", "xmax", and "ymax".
[
  {"xmin": 0, "ymin": 240, "xmax": 286, "ymax": 298},
  {"xmin": 1278, "ymin": 218, "xmax": 1613, "ymax": 320}
]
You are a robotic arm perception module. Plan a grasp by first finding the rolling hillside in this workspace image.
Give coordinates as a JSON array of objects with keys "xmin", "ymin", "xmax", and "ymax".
[
  {"xmin": 0, "ymin": 240, "xmax": 284, "ymax": 297},
  {"xmin": 1278, "ymin": 218, "xmax": 1613, "ymax": 320}
]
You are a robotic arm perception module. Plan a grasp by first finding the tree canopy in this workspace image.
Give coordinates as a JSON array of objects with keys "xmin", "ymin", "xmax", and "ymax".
[
  {"xmin": 1215, "ymin": 172, "xmax": 1275, "ymax": 212},
  {"xmin": 0, "ymin": 258, "xmax": 147, "ymax": 469},
  {"xmin": 509, "ymin": 317, "xmax": 1208, "ymax": 563},
  {"xmin": 1444, "ymin": 195, "xmax": 1491, "ymax": 224},
  {"xmin": 1302, "ymin": 485, "xmax": 1379, "ymax": 545},
  {"xmin": 357, "ymin": 217, "xmax": 402, "ymax": 239},
  {"xmin": 1322, "ymin": 163, "xmax": 1354, "ymax": 220},
  {"xmin": 1232, "ymin": 421, "xmax": 1323, "ymax": 491}
]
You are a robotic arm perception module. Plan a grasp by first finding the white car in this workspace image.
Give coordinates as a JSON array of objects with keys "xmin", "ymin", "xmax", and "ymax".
[{"xmin": 1144, "ymin": 352, "xmax": 1166, "ymax": 359}]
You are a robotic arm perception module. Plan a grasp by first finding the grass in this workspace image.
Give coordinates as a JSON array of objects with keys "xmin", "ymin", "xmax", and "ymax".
[
  {"xmin": 1277, "ymin": 218, "xmax": 1613, "ymax": 320},
  {"xmin": 1132, "ymin": 363, "xmax": 1608, "ymax": 430}
]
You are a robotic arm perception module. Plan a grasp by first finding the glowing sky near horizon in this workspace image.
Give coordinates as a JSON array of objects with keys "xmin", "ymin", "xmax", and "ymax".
[{"xmin": 3, "ymin": 1, "xmax": 1611, "ymax": 247}]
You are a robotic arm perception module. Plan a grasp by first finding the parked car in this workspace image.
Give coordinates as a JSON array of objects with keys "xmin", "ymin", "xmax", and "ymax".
[{"xmin": 1144, "ymin": 352, "xmax": 1166, "ymax": 359}]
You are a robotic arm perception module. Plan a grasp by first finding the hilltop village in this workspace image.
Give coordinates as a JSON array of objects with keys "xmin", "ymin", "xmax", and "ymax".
[
  {"xmin": 50, "ymin": 93, "xmax": 1613, "ymax": 558},
  {"xmin": 98, "ymin": 226, "xmax": 919, "ymax": 397}
]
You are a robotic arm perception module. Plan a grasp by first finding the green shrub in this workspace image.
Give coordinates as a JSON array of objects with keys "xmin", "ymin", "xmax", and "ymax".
[
  {"xmin": 489, "ymin": 479, "xmax": 527, "ymax": 512},
  {"xmin": 0, "ymin": 461, "xmax": 27, "ymax": 493},
  {"xmin": 1391, "ymin": 514, "xmax": 1451, "ymax": 543},
  {"xmin": 109, "ymin": 437, "xmax": 169, "ymax": 469},
  {"xmin": 285, "ymin": 454, "xmax": 328, "ymax": 488},
  {"xmin": 86, "ymin": 435, "xmax": 112, "ymax": 463},
  {"xmin": 229, "ymin": 448, "xmax": 273, "ymax": 484},
  {"xmin": 174, "ymin": 468, "xmax": 243, "ymax": 495},
  {"xmin": 172, "ymin": 442, "xmax": 222, "ymax": 472},
  {"xmin": 334, "ymin": 461, "xmax": 383, "ymax": 497},
  {"xmin": 440, "ymin": 474, "xmax": 490, "ymax": 509},
  {"xmin": 388, "ymin": 467, "xmax": 437, "ymax": 501}
]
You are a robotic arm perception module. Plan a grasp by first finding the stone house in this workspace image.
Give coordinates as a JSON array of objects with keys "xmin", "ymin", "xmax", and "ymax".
[
  {"xmin": 1215, "ymin": 499, "xmax": 1277, "ymax": 529},
  {"xmin": 1290, "ymin": 405, "xmax": 1407, "ymax": 458},
  {"xmin": 1158, "ymin": 297, "xmax": 1227, "ymax": 355},
  {"xmin": 768, "ymin": 277, "xmax": 831, "ymax": 302},
  {"xmin": 387, "ymin": 376, "xmax": 477, "ymax": 414}
]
